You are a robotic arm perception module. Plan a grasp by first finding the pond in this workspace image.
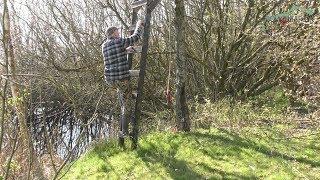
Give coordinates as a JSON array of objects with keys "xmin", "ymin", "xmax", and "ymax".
[{"xmin": 29, "ymin": 106, "xmax": 113, "ymax": 160}]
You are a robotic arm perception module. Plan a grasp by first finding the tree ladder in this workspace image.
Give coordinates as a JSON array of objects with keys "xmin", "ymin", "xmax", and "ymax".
[{"xmin": 120, "ymin": 0, "xmax": 160, "ymax": 149}]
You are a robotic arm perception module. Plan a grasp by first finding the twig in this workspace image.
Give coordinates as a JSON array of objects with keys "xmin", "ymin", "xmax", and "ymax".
[
  {"xmin": 4, "ymin": 123, "xmax": 19, "ymax": 180},
  {"xmin": 53, "ymin": 131, "xmax": 86, "ymax": 180},
  {"xmin": 96, "ymin": 0, "xmax": 129, "ymax": 29},
  {"xmin": 53, "ymin": 91, "xmax": 105, "ymax": 179},
  {"xmin": 300, "ymin": 21, "xmax": 320, "ymax": 28},
  {"xmin": 1, "ymin": 74, "xmax": 42, "ymax": 77},
  {"xmin": 0, "ymin": 79, "xmax": 8, "ymax": 153},
  {"xmin": 148, "ymin": 51, "xmax": 176, "ymax": 55},
  {"xmin": 0, "ymin": 75, "xmax": 26, "ymax": 86},
  {"xmin": 79, "ymin": 91, "xmax": 105, "ymax": 127}
]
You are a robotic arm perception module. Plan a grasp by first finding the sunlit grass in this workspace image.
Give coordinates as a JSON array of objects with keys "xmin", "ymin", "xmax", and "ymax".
[{"xmin": 61, "ymin": 126, "xmax": 320, "ymax": 179}]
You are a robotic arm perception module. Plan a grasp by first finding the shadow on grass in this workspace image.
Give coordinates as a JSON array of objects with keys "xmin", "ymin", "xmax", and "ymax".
[
  {"xmin": 199, "ymin": 163, "xmax": 257, "ymax": 180},
  {"xmin": 86, "ymin": 129, "xmax": 319, "ymax": 179},
  {"xmin": 137, "ymin": 137, "xmax": 203, "ymax": 179},
  {"xmin": 191, "ymin": 129, "xmax": 320, "ymax": 168},
  {"xmin": 91, "ymin": 141, "xmax": 126, "ymax": 176},
  {"xmin": 136, "ymin": 134, "xmax": 254, "ymax": 179}
]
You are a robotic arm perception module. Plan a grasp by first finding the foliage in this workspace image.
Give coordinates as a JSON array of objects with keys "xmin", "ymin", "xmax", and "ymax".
[{"xmin": 185, "ymin": 0, "xmax": 320, "ymax": 100}]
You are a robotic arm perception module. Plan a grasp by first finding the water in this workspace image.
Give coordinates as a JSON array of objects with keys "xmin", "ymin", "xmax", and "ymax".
[{"xmin": 30, "ymin": 107, "xmax": 112, "ymax": 160}]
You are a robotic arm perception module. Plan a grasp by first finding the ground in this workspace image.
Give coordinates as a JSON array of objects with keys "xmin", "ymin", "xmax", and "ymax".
[{"xmin": 61, "ymin": 126, "xmax": 320, "ymax": 179}]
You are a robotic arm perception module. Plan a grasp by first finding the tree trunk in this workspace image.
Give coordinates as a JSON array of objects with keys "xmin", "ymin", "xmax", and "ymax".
[
  {"xmin": 2, "ymin": 0, "xmax": 45, "ymax": 179},
  {"xmin": 0, "ymin": 75, "xmax": 8, "ymax": 153},
  {"xmin": 174, "ymin": 0, "xmax": 191, "ymax": 132}
]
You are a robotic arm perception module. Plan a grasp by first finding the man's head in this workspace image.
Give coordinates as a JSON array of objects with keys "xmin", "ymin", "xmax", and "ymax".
[{"xmin": 107, "ymin": 26, "xmax": 120, "ymax": 39}]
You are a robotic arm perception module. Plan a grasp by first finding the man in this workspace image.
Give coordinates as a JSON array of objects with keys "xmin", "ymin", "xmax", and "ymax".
[{"xmin": 102, "ymin": 20, "xmax": 144, "ymax": 144}]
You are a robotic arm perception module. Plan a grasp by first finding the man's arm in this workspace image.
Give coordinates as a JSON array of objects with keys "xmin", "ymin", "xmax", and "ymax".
[{"xmin": 121, "ymin": 20, "xmax": 144, "ymax": 48}]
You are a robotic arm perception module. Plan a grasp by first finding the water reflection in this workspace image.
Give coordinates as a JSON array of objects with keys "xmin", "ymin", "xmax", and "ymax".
[{"xmin": 30, "ymin": 106, "xmax": 111, "ymax": 160}]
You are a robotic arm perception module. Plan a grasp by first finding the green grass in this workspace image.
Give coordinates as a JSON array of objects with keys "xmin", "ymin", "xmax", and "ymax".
[{"xmin": 61, "ymin": 127, "xmax": 320, "ymax": 179}]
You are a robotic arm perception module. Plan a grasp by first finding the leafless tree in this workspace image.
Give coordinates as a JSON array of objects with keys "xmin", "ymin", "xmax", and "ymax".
[
  {"xmin": 174, "ymin": 0, "xmax": 191, "ymax": 131},
  {"xmin": 2, "ymin": 0, "xmax": 45, "ymax": 178}
]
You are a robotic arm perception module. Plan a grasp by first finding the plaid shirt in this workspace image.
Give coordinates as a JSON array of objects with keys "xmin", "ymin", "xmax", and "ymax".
[{"xmin": 102, "ymin": 26, "xmax": 143, "ymax": 83}]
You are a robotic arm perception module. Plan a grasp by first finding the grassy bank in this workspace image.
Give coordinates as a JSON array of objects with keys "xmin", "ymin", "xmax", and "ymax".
[
  {"xmin": 61, "ymin": 126, "xmax": 320, "ymax": 179},
  {"xmin": 60, "ymin": 89, "xmax": 320, "ymax": 179}
]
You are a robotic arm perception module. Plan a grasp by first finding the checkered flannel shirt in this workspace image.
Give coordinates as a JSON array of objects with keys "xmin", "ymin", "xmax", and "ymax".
[{"xmin": 102, "ymin": 25, "xmax": 143, "ymax": 83}]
